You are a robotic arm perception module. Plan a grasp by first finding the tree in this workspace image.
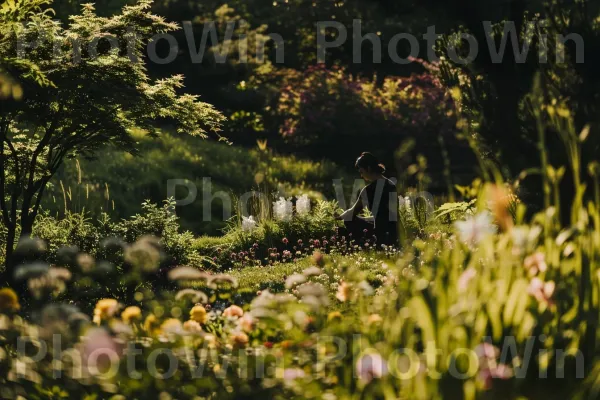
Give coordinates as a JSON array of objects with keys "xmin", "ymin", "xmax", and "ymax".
[{"xmin": 0, "ymin": 0, "xmax": 225, "ymax": 276}]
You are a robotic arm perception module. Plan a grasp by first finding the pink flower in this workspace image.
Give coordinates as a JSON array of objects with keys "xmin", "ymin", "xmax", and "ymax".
[
  {"xmin": 528, "ymin": 278, "xmax": 555, "ymax": 306},
  {"xmin": 355, "ymin": 353, "xmax": 388, "ymax": 383},
  {"xmin": 524, "ymin": 252, "xmax": 547, "ymax": 276},
  {"xmin": 457, "ymin": 268, "xmax": 477, "ymax": 293}
]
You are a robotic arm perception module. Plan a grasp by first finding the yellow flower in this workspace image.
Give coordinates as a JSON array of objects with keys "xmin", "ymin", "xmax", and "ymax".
[
  {"xmin": 327, "ymin": 311, "xmax": 342, "ymax": 322},
  {"xmin": 190, "ymin": 305, "xmax": 208, "ymax": 324},
  {"xmin": 231, "ymin": 332, "xmax": 249, "ymax": 347},
  {"xmin": 143, "ymin": 314, "xmax": 160, "ymax": 335},
  {"xmin": 222, "ymin": 305, "xmax": 244, "ymax": 318},
  {"xmin": 121, "ymin": 306, "xmax": 142, "ymax": 324},
  {"xmin": 367, "ymin": 314, "xmax": 383, "ymax": 326},
  {"xmin": 160, "ymin": 318, "xmax": 183, "ymax": 335},
  {"xmin": 0, "ymin": 288, "xmax": 20, "ymax": 312},
  {"xmin": 183, "ymin": 320, "xmax": 203, "ymax": 334},
  {"xmin": 93, "ymin": 299, "xmax": 119, "ymax": 325}
]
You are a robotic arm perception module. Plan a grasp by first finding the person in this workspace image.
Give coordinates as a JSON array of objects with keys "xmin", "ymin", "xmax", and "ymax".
[{"xmin": 336, "ymin": 152, "xmax": 398, "ymax": 246}]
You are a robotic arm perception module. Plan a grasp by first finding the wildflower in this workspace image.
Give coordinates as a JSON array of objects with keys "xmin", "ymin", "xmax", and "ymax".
[
  {"xmin": 303, "ymin": 266, "xmax": 322, "ymax": 277},
  {"xmin": 283, "ymin": 368, "xmax": 306, "ymax": 382},
  {"xmin": 121, "ymin": 306, "xmax": 142, "ymax": 324},
  {"xmin": 239, "ymin": 313, "xmax": 255, "ymax": 332},
  {"xmin": 455, "ymin": 211, "xmax": 497, "ymax": 246},
  {"xmin": 82, "ymin": 328, "xmax": 121, "ymax": 370},
  {"xmin": 524, "ymin": 252, "xmax": 547, "ymax": 276},
  {"xmin": 312, "ymin": 251, "xmax": 324, "ymax": 267},
  {"xmin": 528, "ymin": 278, "xmax": 555, "ymax": 306},
  {"xmin": 124, "ymin": 238, "xmax": 162, "ymax": 272},
  {"xmin": 358, "ymin": 280, "xmax": 374, "ymax": 296},
  {"xmin": 160, "ymin": 318, "xmax": 184, "ymax": 335},
  {"xmin": 93, "ymin": 299, "xmax": 119, "ymax": 325},
  {"xmin": 143, "ymin": 314, "xmax": 160, "ymax": 335},
  {"xmin": 336, "ymin": 282, "xmax": 351, "ymax": 302},
  {"xmin": 190, "ymin": 305, "xmax": 208, "ymax": 324},
  {"xmin": 475, "ymin": 343, "xmax": 512, "ymax": 389},
  {"xmin": 0, "ymin": 288, "xmax": 20, "ymax": 312},
  {"xmin": 367, "ymin": 314, "xmax": 382, "ymax": 326},
  {"xmin": 231, "ymin": 332, "xmax": 249, "ymax": 347},
  {"xmin": 175, "ymin": 289, "xmax": 209, "ymax": 304},
  {"xmin": 296, "ymin": 194, "xmax": 311, "ymax": 216},
  {"xmin": 327, "ymin": 311, "xmax": 342, "ymax": 322},
  {"xmin": 273, "ymin": 197, "xmax": 293, "ymax": 221},
  {"xmin": 183, "ymin": 320, "xmax": 203, "ymax": 334},
  {"xmin": 282, "ymin": 237, "xmax": 289, "ymax": 244},
  {"xmin": 355, "ymin": 352, "xmax": 388, "ymax": 383},
  {"xmin": 285, "ymin": 273, "xmax": 306, "ymax": 289},
  {"xmin": 242, "ymin": 215, "xmax": 258, "ymax": 232},
  {"xmin": 47, "ymin": 267, "xmax": 72, "ymax": 281},
  {"xmin": 457, "ymin": 268, "xmax": 477, "ymax": 292},
  {"xmin": 489, "ymin": 184, "xmax": 514, "ymax": 231},
  {"xmin": 223, "ymin": 305, "xmax": 244, "ymax": 318}
]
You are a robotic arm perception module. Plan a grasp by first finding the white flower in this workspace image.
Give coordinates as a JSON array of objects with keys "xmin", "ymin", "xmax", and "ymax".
[
  {"xmin": 355, "ymin": 352, "xmax": 388, "ymax": 383},
  {"xmin": 242, "ymin": 215, "xmax": 258, "ymax": 232},
  {"xmin": 454, "ymin": 211, "xmax": 497, "ymax": 246},
  {"xmin": 273, "ymin": 197, "xmax": 293, "ymax": 221},
  {"xmin": 296, "ymin": 194, "xmax": 311, "ymax": 216},
  {"xmin": 285, "ymin": 273, "xmax": 306, "ymax": 289}
]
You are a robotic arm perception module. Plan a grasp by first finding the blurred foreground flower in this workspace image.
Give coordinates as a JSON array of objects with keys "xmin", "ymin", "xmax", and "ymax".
[
  {"xmin": 0, "ymin": 288, "xmax": 20, "ymax": 312},
  {"xmin": 455, "ymin": 211, "xmax": 497, "ymax": 247},
  {"xmin": 355, "ymin": 352, "xmax": 388, "ymax": 384},
  {"xmin": 524, "ymin": 252, "xmax": 547, "ymax": 276},
  {"xmin": 190, "ymin": 305, "xmax": 208, "ymax": 324},
  {"xmin": 528, "ymin": 278, "xmax": 555, "ymax": 306},
  {"xmin": 93, "ymin": 299, "xmax": 119, "ymax": 325},
  {"xmin": 121, "ymin": 306, "xmax": 142, "ymax": 324}
]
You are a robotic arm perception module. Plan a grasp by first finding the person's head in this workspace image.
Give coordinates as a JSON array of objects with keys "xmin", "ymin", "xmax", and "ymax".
[{"xmin": 355, "ymin": 152, "xmax": 385, "ymax": 182}]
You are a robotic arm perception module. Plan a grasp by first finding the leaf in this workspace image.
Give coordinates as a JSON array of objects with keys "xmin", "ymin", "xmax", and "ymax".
[{"xmin": 503, "ymin": 279, "xmax": 529, "ymax": 328}]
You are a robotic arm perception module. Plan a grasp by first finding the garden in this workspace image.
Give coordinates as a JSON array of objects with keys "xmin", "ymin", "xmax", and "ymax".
[{"xmin": 1, "ymin": 0, "xmax": 600, "ymax": 399}]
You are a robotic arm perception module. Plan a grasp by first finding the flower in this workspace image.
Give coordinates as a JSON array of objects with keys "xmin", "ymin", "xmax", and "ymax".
[
  {"xmin": 0, "ymin": 288, "xmax": 20, "ymax": 312},
  {"xmin": 124, "ymin": 237, "xmax": 162, "ymax": 272},
  {"xmin": 296, "ymin": 194, "xmax": 311, "ymax": 215},
  {"xmin": 223, "ymin": 305, "xmax": 244, "ymax": 318},
  {"xmin": 489, "ymin": 184, "xmax": 514, "ymax": 231},
  {"xmin": 143, "ymin": 314, "xmax": 160, "ymax": 335},
  {"xmin": 528, "ymin": 278, "xmax": 555, "ymax": 306},
  {"xmin": 336, "ymin": 282, "xmax": 351, "ymax": 302},
  {"xmin": 121, "ymin": 306, "xmax": 142, "ymax": 324},
  {"xmin": 282, "ymin": 237, "xmax": 289, "ymax": 245},
  {"xmin": 285, "ymin": 273, "xmax": 306, "ymax": 289},
  {"xmin": 327, "ymin": 311, "xmax": 342, "ymax": 322},
  {"xmin": 93, "ymin": 299, "xmax": 119, "ymax": 325},
  {"xmin": 455, "ymin": 211, "xmax": 497, "ymax": 246},
  {"xmin": 524, "ymin": 252, "xmax": 547, "ymax": 276},
  {"xmin": 457, "ymin": 268, "xmax": 477, "ymax": 292},
  {"xmin": 355, "ymin": 352, "xmax": 388, "ymax": 383},
  {"xmin": 367, "ymin": 314, "xmax": 382, "ymax": 325},
  {"xmin": 160, "ymin": 318, "xmax": 184, "ymax": 335},
  {"xmin": 82, "ymin": 328, "xmax": 121, "ymax": 371},
  {"xmin": 231, "ymin": 332, "xmax": 249, "ymax": 347},
  {"xmin": 273, "ymin": 197, "xmax": 293, "ymax": 221},
  {"xmin": 239, "ymin": 313, "xmax": 255, "ymax": 332},
  {"xmin": 312, "ymin": 251, "xmax": 324, "ymax": 267},
  {"xmin": 190, "ymin": 305, "xmax": 208, "ymax": 324},
  {"xmin": 168, "ymin": 266, "xmax": 209, "ymax": 281},
  {"xmin": 183, "ymin": 320, "xmax": 203, "ymax": 334},
  {"xmin": 283, "ymin": 368, "xmax": 306, "ymax": 382},
  {"xmin": 358, "ymin": 280, "xmax": 374, "ymax": 296},
  {"xmin": 303, "ymin": 265, "xmax": 322, "ymax": 276},
  {"xmin": 242, "ymin": 215, "xmax": 258, "ymax": 232}
]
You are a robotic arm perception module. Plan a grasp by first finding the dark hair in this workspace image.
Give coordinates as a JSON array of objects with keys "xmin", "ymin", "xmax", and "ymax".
[{"xmin": 355, "ymin": 152, "xmax": 386, "ymax": 174}]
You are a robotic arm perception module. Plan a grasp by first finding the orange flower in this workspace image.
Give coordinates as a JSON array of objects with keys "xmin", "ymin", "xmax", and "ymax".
[
  {"xmin": 223, "ymin": 305, "xmax": 244, "ymax": 318},
  {"xmin": 489, "ymin": 185, "xmax": 513, "ymax": 231},
  {"xmin": 0, "ymin": 288, "xmax": 20, "ymax": 312}
]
